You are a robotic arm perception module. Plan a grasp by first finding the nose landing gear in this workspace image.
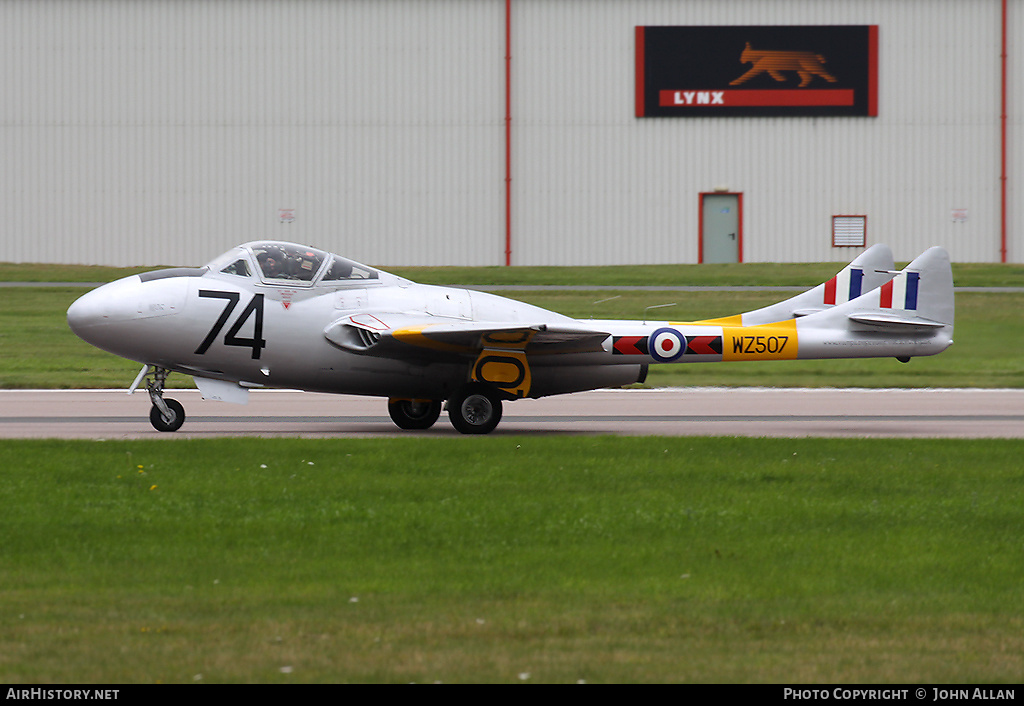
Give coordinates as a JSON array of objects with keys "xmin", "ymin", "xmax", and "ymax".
[
  {"xmin": 134, "ymin": 365, "xmax": 186, "ymax": 432},
  {"xmin": 149, "ymin": 396, "xmax": 186, "ymax": 432}
]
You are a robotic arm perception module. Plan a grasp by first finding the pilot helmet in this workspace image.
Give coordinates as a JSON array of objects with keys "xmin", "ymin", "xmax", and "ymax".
[{"xmin": 257, "ymin": 247, "xmax": 286, "ymax": 276}]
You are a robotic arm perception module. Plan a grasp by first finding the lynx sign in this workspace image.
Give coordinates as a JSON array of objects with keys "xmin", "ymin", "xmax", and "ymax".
[{"xmin": 636, "ymin": 25, "xmax": 879, "ymax": 117}]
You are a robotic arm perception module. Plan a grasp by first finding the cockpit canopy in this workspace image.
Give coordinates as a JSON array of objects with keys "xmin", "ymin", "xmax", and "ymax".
[{"xmin": 207, "ymin": 242, "xmax": 379, "ymax": 285}]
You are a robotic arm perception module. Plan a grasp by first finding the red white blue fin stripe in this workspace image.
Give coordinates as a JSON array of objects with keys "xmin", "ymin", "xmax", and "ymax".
[
  {"xmin": 824, "ymin": 267, "xmax": 865, "ymax": 306},
  {"xmin": 879, "ymin": 271, "xmax": 921, "ymax": 310}
]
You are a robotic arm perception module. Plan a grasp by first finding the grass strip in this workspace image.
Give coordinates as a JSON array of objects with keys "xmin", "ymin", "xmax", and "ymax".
[
  {"xmin": 2, "ymin": 260, "xmax": 1023, "ymax": 288},
  {"xmin": 1, "ymin": 436, "xmax": 1021, "ymax": 683}
]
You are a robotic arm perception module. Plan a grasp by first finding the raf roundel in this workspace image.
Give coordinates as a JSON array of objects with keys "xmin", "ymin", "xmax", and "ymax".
[{"xmin": 649, "ymin": 327, "xmax": 686, "ymax": 362}]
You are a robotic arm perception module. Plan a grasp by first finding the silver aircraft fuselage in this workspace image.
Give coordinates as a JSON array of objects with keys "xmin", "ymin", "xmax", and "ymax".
[{"xmin": 67, "ymin": 241, "xmax": 954, "ymax": 434}]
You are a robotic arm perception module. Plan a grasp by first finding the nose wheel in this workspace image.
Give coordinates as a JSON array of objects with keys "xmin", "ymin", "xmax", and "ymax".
[
  {"xmin": 149, "ymin": 397, "xmax": 185, "ymax": 432},
  {"xmin": 139, "ymin": 366, "xmax": 186, "ymax": 432}
]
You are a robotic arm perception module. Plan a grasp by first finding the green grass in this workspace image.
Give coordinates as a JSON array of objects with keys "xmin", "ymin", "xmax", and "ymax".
[
  {"xmin": 0, "ymin": 263, "xmax": 164, "ymax": 284},
  {"xmin": 3, "ymin": 287, "xmax": 1021, "ymax": 389},
  {"xmin": 1, "ymin": 436, "xmax": 1021, "ymax": 683},
  {"xmin": 3, "ymin": 260, "xmax": 1023, "ymax": 287},
  {"xmin": 388, "ymin": 261, "xmax": 1024, "ymax": 289}
]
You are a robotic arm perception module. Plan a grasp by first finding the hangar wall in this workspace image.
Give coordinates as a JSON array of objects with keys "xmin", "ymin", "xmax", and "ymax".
[{"xmin": 0, "ymin": 0, "xmax": 1019, "ymax": 266}]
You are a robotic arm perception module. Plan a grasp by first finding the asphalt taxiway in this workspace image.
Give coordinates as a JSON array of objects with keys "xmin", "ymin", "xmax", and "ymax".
[{"xmin": 1, "ymin": 388, "xmax": 1021, "ymax": 439}]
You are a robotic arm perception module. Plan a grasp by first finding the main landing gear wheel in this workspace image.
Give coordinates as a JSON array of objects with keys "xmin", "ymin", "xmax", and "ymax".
[
  {"xmin": 448, "ymin": 384, "xmax": 503, "ymax": 435},
  {"xmin": 149, "ymin": 398, "xmax": 186, "ymax": 432},
  {"xmin": 388, "ymin": 398, "xmax": 443, "ymax": 430}
]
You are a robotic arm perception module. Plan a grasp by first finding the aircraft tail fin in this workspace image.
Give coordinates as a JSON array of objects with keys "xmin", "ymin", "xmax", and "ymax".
[
  {"xmin": 788, "ymin": 247, "xmax": 954, "ymax": 361},
  {"xmin": 707, "ymin": 243, "xmax": 896, "ymax": 326},
  {"xmin": 794, "ymin": 246, "xmax": 953, "ymax": 331},
  {"xmin": 839, "ymin": 246, "xmax": 955, "ymax": 330}
]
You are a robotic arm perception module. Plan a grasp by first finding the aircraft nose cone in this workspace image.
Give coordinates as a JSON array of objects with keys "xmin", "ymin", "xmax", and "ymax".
[
  {"xmin": 66, "ymin": 277, "xmax": 141, "ymax": 344},
  {"xmin": 67, "ymin": 288, "xmax": 106, "ymax": 336}
]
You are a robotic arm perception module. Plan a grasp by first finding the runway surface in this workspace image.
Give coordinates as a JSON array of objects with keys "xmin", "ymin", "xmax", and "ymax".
[{"xmin": 1, "ymin": 388, "xmax": 1022, "ymax": 439}]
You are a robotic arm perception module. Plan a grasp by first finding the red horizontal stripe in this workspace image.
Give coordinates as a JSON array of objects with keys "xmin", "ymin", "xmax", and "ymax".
[
  {"xmin": 659, "ymin": 89, "xmax": 854, "ymax": 108},
  {"xmin": 685, "ymin": 335, "xmax": 721, "ymax": 356},
  {"xmin": 613, "ymin": 336, "xmax": 647, "ymax": 355}
]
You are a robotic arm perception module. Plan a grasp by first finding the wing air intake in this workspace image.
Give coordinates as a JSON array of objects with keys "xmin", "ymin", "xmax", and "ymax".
[
  {"xmin": 323, "ymin": 321, "xmax": 383, "ymax": 352},
  {"xmin": 356, "ymin": 327, "xmax": 381, "ymax": 348}
]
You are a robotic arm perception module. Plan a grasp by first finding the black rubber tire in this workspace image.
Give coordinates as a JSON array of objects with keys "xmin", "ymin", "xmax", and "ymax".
[
  {"xmin": 447, "ymin": 384, "xmax": 503, "ymax": 435},
  {"xmin": 149, "ymin": 398, "xmax": 185, "ymax": 432},
  {"xmin": 387, "ymin": 398, "xmax": 443, "ymax": 430}
]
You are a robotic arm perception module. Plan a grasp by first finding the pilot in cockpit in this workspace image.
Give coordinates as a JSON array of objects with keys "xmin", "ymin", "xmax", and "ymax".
[{"xmin": 257, "ymin": 248, "xmax": 286, "ymax": 278}]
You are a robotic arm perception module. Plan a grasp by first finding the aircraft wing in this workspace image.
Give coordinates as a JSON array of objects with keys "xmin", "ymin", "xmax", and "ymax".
[{"xmin": 324, "ymin": 312, "xmax": 611, "ymax": 358}]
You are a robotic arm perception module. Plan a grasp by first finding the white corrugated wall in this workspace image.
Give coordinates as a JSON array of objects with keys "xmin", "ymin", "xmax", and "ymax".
[
  {"xmin": 0, "ymin": 0, "xmax": 505, "ymax": 267},
  {"xmin": 0, "ymin": 0, "xmax": 1018, "ymax": 266},
  {"xmin": 512, "ymin": 0, "xmax": 1012, "ymax": 265}
]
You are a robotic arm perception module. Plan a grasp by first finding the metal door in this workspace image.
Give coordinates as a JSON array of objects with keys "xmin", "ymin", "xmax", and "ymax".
[{"xmin": 700, "ymin": 193, "xmax": 742, "ymax": 263}]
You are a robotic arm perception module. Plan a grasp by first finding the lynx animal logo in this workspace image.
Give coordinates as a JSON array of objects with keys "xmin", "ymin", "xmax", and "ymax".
[{"xmin": 730, "ymin": 42, "xmax": 838, "ymax": 88}]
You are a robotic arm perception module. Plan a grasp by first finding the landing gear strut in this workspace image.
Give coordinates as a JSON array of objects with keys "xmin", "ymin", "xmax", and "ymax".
[{"xmin": 139, "ymin": 366, "xmax": 186, "ymax": 432}]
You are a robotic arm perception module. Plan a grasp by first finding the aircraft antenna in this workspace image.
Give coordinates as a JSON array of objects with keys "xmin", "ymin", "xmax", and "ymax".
[
  {"xmin": 643, "ymin": 302, "xmax": 677, "ymax": 325},
  {"xmin": 590, "ymin": 295, "xmax": 621, "ymax": 318}
]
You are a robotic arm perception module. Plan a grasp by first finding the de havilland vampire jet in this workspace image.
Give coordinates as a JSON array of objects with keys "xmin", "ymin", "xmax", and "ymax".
[{"xmin": 67, "ymin": 241, "xmax": 954, "ymax": 434}]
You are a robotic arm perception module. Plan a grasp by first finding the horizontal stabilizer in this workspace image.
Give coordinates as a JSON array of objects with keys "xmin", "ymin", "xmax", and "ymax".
[{"xmin": 847, "ymin": 312, "xmax": 946, "ymax": 329}]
